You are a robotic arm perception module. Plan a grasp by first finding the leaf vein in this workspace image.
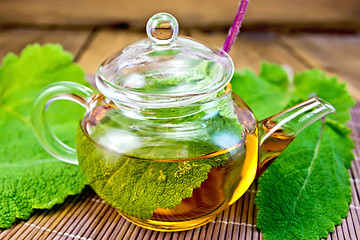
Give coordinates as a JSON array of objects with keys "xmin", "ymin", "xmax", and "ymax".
[
  {"xmin": 0, "ymin": 102, "xmax": 31, "ymax": 126},
  {"xmin": 292, "ymin": 120, "xmax": 325, "ymax": 213}
]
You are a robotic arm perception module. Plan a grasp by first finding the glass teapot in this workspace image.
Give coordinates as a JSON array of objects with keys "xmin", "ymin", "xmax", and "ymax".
[{"xmin": 32, "ymin": 13, "xmax": 335, "ymax": 231}]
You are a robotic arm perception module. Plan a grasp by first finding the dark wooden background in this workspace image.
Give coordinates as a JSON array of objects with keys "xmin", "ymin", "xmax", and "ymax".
[{"xmin": 0, "ymin": 0, "xmax": 360, "ymax": 30}]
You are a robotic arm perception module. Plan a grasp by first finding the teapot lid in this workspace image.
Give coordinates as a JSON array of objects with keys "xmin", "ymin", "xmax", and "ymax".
[{"xmin": 96, "ymin": 13, "xmax": 234, "ymax": 107}]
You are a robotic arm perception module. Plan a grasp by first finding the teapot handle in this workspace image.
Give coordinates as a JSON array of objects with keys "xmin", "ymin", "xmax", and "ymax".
[{"xmin": 31, "ymin": 82, "xmax": 93, "ymax": 165}]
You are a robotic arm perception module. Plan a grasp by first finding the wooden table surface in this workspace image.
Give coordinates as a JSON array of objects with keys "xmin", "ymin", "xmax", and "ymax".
[
  {"xmin": 0, "ymin": 27, "xmax": 360, "ymax": 240},
  {"xmin": 0, "ymin": 28, "xmax": 359, "ymax": 98}
]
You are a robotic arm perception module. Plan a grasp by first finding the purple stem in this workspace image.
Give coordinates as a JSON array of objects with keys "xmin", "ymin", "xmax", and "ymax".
[{"xmin": 222, "ymin": 0, "xmax": 250, "ymax": 53}]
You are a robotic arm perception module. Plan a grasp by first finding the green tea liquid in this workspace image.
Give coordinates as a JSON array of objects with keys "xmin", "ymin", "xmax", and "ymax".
[{"xmin": 76, "ymin": 125, "xmax": 258, "ymax": 231}]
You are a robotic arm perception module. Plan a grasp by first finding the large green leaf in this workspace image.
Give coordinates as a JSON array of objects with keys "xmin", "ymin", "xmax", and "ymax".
[
  {"xmin": 256, "ymin": 120, "xmax": 353, "ymax": 239},
  {"xmin": 231, "ymin": 62, "xmax": 355, "ymax": 239},
  {"xmin": 231, "ymin": 62, "xmax": 355, "ymax": 123},
  {"xmin": 0, "ymin": 44, "xmax": 89, "ymax": 228}
]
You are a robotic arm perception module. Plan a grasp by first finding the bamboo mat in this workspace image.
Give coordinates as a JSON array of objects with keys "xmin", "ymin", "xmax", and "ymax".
[{"xmin": 1, "ymin": 104, "xmax": 360, "ymax": 240}]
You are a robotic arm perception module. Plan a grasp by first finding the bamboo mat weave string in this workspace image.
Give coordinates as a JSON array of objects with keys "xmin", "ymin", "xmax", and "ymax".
[{"xmin": 1, "ymin": 104, "xmax": 360, "ymax": 240}]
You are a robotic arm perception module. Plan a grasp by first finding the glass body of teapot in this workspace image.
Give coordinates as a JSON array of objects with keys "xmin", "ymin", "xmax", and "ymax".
[{"xmin": 32, "ymin": 13, "xmax": 335, "ymax": 231}]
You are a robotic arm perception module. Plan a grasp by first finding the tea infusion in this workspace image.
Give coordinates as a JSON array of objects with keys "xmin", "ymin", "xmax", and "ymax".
[{"xmin": 76, "ymin": 93, "xmax": 259, "ymax": 230}]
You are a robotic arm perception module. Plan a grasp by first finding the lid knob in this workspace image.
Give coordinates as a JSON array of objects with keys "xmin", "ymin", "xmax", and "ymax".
[{"xmin": 146, "ymin": 13, "xmax": 179, "ymax": 45}]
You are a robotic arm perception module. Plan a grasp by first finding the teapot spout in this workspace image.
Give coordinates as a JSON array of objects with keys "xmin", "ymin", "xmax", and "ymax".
[{"xmin": 256, "ymin": 96, "xmax": 335, "ymax": 177}]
